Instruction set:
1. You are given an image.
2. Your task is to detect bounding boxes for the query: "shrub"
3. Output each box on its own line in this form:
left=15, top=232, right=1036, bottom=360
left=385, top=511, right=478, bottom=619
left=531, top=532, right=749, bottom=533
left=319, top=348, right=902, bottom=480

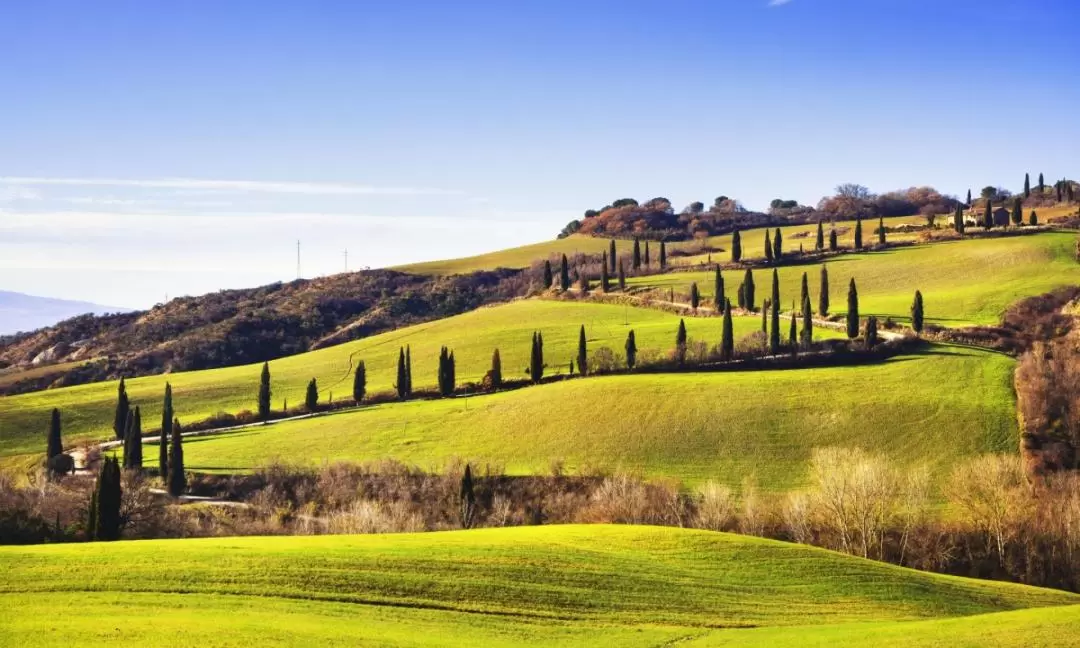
left=695, top=481, right=737, bottom=531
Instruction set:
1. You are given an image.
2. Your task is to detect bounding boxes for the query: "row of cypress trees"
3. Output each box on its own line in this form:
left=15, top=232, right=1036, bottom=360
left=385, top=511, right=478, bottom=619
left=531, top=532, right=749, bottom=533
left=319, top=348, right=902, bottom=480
left=543, top=240, right=669, bottom=293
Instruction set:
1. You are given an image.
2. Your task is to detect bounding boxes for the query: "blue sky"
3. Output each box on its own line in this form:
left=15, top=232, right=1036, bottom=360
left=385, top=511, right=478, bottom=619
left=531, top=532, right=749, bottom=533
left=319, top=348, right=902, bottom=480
left=1, top=0, right=1077, bottom=308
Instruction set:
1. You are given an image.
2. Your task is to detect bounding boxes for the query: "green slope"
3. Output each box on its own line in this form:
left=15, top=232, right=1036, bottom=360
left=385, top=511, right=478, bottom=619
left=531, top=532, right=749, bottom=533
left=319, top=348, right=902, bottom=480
left=0, top=300, right=776, bottom=463
left=181, top=344, right=1015, bottom=487
left=1, top=526, right=1075, bottom=647
left=631, top=231, right=1080, bottom=326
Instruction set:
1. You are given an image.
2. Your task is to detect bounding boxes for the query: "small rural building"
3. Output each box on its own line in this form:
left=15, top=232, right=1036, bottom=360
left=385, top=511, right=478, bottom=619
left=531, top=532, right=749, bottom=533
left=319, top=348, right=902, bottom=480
left=963, top=207, right=1011, bottom=227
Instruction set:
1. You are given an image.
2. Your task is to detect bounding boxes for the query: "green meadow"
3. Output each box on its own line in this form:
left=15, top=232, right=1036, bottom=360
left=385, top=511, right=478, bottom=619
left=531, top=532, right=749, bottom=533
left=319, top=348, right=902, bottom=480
left=631, top=231, right=1080, bottom=326
left=179, top=344, right=1014, bottom=488
left=0, top=300, right=777, bottom=464
left=1, top=525, right=1076, bottom=647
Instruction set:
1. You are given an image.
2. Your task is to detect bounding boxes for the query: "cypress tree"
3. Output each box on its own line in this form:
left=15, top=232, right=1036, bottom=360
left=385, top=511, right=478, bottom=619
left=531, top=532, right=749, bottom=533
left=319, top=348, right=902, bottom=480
left=769, top=269, right=781, bottom=353
left=1068, top=182, right=1075, bottom=204
left=578, top=270, right=589, bottom=294
left=625, top=330, right=637, bottom=369
left=819, top=266, right=830, bottom=317
left=46, top=408, right=62, bottom=462
left=1024, top=173, right=1031, bottom=198
left=789, top=310, right=798, bottom=349
left=560, top=254, right=570, bottom=291
left=490, top=349, right=502, bottom=388
left=911, top=290, right=924, bottom=335
left=675, top=319, right=688, bottom=367
left=713, top=266, right=724, bottom=311
left=800, top=272, right=810, bottom=316
left=632, top=238, right=641, bottom=270
left=123, top=407, right=142, bottom=470
left=731, top=229, right=742, bottom=262
left=644, top=240, right=651, bottom=267
left=764, top=230, right=773, bottom=263
left=846, top=278, right=859, bottom=339
left=954, top=202, right=965, bottom=234
left=460, top=464, right=476, bottom=529
left=1057, top=179, right=1064, bottom=203
left=829, top=229, right=838, bottom=251
left=1011, top=197, right=1022, bottom=227
left=396, top=347, right=408, bottom=399
left=601, top=253, right=610, bottom=292
left=353, top=361, right=367, bottom=403
left=773, top=227, right=783, bottom=260
left=743, top=268, right=755, bottom=311
left=1038, top=173, right=1044, bottom=192
left=854, top=216, right=863, bottom=249
left=305, top=378, right=319, bottom=412
left=160, top=384, right=172, bottom=478
left=90, top=456, right=123, bottom=540
left=530, top=332, right=544, bottom=383
left=865, top=315, right=878, bottom=349
left=878, top=216, right=886, bottom=245
left=660, top=241, right=667, bottom=269
left=113, top=377, right=129, bottom=440
left=609, top=240, right=616, bottom=272
left=618, top=258, right=626, bottom=291
left=690, top=282, right=700, bottom=311
left=737, top=282, right=746, bottom=310
left=720, top=300, right=734, bottom=361
left=1030, top=210, right=1038, bottom=226
left=983, top=199, right=993, bottom=230
left=405, top=346, right=412, bottom=395
left=168, top=418, right=185, bottom=497
left=966, top=189, right=972, bottom=206
left=542, top=260, right=553, bottom=289
left=258, top=362, right=271, bottom=420
left=438, top=347, right=451, bottom=397
left=800, top=294, right=813, bottom=348
left=815, top=220, right=824, bottom=251
left=577, top=325, right=588, bottom=376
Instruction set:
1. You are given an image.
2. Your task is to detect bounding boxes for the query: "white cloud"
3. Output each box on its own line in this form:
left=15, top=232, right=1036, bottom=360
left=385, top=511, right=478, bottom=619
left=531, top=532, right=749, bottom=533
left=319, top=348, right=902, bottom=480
left=0, top=186, right=42, bottom=202
left=0, top=176, right=460, bottom=196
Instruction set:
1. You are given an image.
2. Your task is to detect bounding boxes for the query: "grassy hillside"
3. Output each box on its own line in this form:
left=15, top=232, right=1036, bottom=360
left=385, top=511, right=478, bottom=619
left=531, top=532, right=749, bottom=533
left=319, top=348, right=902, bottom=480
left=631, top=232, right=1080, bottom=326
left=180, top=344, right=1015, bottom=488
left=0, top=300, right=778, bottom=464
left=395, top=235, right=636, bottom=275
left=1, top=525, right=1076, bottom=646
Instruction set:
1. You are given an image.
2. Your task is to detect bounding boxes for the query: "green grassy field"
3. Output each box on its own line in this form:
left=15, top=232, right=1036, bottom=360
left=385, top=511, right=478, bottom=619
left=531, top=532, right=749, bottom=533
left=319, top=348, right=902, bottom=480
left=1, top=525, right=1076, bottom=647
left=395, top=235, right=638, bottom=275
left=631, top=231, right=1080, bottom=326
left=179, top=343, right=1015, bottom=488
left=0, top=300, right=777, bottom=465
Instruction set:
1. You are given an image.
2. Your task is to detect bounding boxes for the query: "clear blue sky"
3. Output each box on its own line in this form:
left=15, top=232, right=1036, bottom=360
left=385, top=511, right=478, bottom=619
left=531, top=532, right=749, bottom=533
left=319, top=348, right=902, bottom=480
left=1, top=0, right=1077, bottom=308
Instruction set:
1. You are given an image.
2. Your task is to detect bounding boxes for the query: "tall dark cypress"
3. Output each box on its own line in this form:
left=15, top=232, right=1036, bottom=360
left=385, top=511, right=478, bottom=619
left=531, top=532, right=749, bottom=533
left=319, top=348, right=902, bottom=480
left=353, top=361, right=367, bottom=403
left=405, top=346, right=413, bottom=395
left=983, top=199, right=993, bottom=230
left=1024, top=173, right=1031, bottom=198
left=90, top=456, right=123, bottom=540
left=773, top=227, right=782, bottom=260
left=800, top=294, right=813, bottom=348
left=788, top=311, right=797, bottom=348
left=577, top=325, right=588, bottom=376
left=490, top=349, right=502, bottom=388
left=815, top=221, right=824, bottom=251
left=865, top=316, right=879, bottom=349
left=846, top=278, right=859, bottom=339
left=46, top=408, right=62, bottom=461
left=609, top=240, right=616, bottom=272
left=737, top=282, right=746, bottom=310
left=690, top=282, right=700, bottom=310
left=769, top=269, right=781, bottom=353
left=113, top=377, right=129, bottom=440
left=560, top=254, right=570, bottom=291
left=954, top=203, right=965, bottom=234
left=396, top=347, right=408, bottom=399
left=530, top=332, right=544, bottom=384
left=601, top=253, right=610, bottom=292
left=1012, top=197, right=1022, bottom=226
left=123, top=407, right=142, bottom=470
left=911, top=290, right=924, bottom=334
left=632, top=238, right=642, bottom=270
left=625, top=330, right=637, bottom=369
left=1038, top=173, right=1044, bottom=192
left=644, top=240, right=651, bottom=267
left=168, top=418, right=185, bottom=497
left=713, top=266, right=724, bottom=311
left=761, top=299, right=769, bottom=333
left=660, top=241, right=667, bottom=269
left=438, top=347, right=452, bottom=397
left=305, top=378, right=319, bottom=412
left=258, top=362, right=271, bottom=420
left=618, top=258, right=626, bottom=291
left=460, top=464, right=476, bottom=529
left=1030, top=210, right=1038, bottom=226
left=578, top=270, right=589, bottom=294
left=720, top=300, right=734, bottom=362
left=160, top=384, right=173, bottom=478
left=854, top=216, right=863, bottom=249
left=800, top=272, right=810, bottom=316
left=743, top=268, right=755, bottom=311
left=819, top=266, right=830, bottom=317
left=731, top=229, right=742, bottom=262
left=675, top=319, right=688, bottom=367
left=764, top=230, right=773, bottom=263
left=542, top=260, right=553, bottom=289
left=878, top=216, right=886, bottom=245
left=966, top=189, right=972, bottom=206
left=829, top=229, right=838, bottom=251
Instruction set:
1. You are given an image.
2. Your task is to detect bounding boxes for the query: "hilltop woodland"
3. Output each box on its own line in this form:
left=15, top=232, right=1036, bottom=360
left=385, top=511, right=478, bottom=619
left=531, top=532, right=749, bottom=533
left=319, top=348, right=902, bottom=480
left=6, top=174, right=1080, bottom=592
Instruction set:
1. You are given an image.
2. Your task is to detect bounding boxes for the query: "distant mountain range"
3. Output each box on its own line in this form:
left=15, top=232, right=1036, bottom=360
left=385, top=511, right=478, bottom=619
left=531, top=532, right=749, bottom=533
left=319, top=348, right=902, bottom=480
left=0, top=291, right=130, bottom=336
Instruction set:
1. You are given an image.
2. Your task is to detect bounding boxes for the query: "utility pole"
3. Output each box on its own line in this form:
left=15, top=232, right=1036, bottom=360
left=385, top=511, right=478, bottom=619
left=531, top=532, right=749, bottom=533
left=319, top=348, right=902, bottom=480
left=296, top=240, right=301, bottom=280
left=343, top=248, right=348, bottom=273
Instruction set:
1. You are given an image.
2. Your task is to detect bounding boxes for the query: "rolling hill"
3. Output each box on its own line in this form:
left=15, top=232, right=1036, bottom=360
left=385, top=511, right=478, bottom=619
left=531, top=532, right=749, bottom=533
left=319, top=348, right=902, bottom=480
left=0, top=290, right=128, bottom=336
left=1, top=525, right=1076, bottom=646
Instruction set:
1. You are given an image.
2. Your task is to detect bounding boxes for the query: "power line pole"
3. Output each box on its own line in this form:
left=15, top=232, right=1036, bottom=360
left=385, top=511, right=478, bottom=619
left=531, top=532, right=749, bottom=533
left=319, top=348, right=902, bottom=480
left=343, top=248, right=348, bottom=273
left=296, top=240, right=301, bottom=280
